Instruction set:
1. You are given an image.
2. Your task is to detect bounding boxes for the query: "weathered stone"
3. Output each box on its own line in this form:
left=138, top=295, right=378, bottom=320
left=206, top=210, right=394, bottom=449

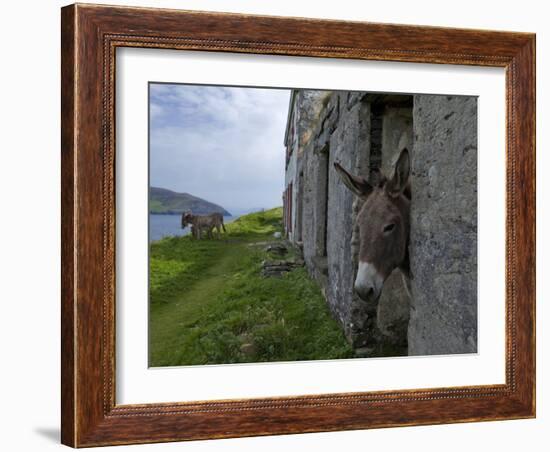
left=381, top=107, right=413, bottom=176
left=346, top=91, right=365, bottom=110
left=265, top=243, right=288, bottom=256
left=261, top=259, right=304, bottom=278
left=325, top=99, right=371, bottom=345
left=302, top=142, right=329, bottom=269
left=409, top=95, right=478, bottom=355
left=377, top=269, right=410, bottom=344
left=284, top=90, right=331, bottom=244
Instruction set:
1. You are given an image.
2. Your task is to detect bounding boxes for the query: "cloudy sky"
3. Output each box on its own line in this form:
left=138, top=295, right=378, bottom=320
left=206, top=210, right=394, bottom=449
left=149, top=83, right=291, bottom=214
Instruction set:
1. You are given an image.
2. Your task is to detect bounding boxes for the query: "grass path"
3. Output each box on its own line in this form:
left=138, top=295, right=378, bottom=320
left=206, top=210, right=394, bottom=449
left=149, top=208, right=354, bottom=367
left=149, top=242, right=247, bottom=365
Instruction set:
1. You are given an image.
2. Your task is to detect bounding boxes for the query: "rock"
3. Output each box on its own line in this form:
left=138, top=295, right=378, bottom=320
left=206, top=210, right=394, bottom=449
left=265, top=243, right=288, bottom=256
left=261, top=259, right=304, bottom=277
left=377, top=269, right=410, bottom=345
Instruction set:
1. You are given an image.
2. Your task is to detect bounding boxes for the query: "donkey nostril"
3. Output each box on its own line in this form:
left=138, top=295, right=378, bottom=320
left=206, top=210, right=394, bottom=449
left=355, top=284, right=375, bottom=300
left=362, top=287, right=374, bottom=299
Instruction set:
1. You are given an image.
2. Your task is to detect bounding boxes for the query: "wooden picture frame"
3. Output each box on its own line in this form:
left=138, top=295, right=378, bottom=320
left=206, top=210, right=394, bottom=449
left=61, top=3, right=535, bottom=447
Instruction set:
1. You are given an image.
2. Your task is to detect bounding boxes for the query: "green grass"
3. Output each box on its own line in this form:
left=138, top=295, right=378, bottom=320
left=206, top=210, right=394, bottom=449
left=149, top=207, right=354, bottom=367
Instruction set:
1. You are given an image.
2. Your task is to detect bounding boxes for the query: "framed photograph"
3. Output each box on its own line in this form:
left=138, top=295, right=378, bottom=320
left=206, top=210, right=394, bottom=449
left=61, top=3, right=535, bottom=447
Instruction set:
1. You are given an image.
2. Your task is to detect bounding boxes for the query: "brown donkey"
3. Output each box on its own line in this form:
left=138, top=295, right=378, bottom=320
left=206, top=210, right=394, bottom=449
left=334, top=148, right=411, bottom=304
left=181, top=211, right=226, bottom=239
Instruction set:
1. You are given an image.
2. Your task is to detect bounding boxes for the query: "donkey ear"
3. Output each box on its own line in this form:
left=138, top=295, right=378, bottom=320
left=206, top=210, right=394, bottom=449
left=334, top=162, right=373, bottom=198
left=387, top=148, right=410, bottom=197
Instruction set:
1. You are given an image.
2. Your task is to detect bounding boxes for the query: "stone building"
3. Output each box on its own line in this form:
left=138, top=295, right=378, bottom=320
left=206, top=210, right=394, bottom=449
left=283, top=90, right=478, bottom=356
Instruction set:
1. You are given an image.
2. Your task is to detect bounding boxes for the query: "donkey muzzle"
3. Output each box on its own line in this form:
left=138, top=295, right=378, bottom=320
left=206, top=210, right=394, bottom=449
left=354, top=261, right=384, bottom=302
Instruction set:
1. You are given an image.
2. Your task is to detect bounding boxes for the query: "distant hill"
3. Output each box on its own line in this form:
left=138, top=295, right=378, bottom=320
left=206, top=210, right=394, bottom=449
left=150, top=187, right=231, bottom=216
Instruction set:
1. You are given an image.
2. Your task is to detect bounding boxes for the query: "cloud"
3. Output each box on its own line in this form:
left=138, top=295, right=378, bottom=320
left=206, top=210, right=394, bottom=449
left=149, top=84, right=291, bottom=213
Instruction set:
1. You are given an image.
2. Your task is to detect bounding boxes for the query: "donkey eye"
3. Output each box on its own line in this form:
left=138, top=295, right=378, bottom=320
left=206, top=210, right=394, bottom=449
left=383, top=223, right=395, bottom=233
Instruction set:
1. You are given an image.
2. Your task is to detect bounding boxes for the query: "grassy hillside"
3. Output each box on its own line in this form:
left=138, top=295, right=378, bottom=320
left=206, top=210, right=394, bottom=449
left=149, top=207, right=353, bottom=366
left=150, top=186, right=231, bottom=215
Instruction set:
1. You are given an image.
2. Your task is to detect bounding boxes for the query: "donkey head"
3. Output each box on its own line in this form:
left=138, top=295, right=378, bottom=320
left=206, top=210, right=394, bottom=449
left=181, top=211, right=193, bottom=229
left=334, top=148, right=411, bottom=303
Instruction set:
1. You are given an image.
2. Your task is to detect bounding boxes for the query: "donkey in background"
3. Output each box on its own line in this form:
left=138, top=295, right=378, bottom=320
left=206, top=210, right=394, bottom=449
left=334, top=148, right=411, bottom=305
left=181, top=211, right=226, bottom=239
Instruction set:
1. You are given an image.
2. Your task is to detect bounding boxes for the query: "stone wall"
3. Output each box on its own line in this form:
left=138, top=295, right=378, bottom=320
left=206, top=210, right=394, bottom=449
left=325, top=94, right=371, bottom=344
left=285, top=90, right=328, bottom=243
left=409, top=95, right=478, bottom=355
left=284, top=90, right=477, bottom=356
